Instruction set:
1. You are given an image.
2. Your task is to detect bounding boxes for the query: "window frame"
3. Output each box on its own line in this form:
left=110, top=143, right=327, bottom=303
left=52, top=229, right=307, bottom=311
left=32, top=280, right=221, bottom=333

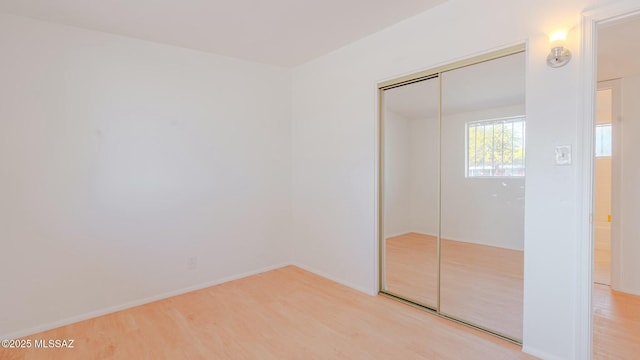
left=465, top=115, right=526, bottom=179
left=594, top=123, right=612, bottom=158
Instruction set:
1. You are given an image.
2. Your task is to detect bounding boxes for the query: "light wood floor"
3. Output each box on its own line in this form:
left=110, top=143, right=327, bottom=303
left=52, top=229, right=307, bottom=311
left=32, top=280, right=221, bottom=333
left=593, top=284, right=640, bottom=359
left=0, top=266, right=534, bottom=360
left=384, top=233, right=640, bottom=356
left=384, top=233, right=523, bottom=340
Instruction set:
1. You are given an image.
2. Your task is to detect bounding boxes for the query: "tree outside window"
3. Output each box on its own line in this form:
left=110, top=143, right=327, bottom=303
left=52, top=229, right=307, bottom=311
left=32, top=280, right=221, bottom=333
left=466, top=117, right=526, bottom=177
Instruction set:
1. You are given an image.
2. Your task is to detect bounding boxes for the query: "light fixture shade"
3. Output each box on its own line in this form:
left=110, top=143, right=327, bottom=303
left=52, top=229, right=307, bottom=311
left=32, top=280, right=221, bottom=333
left=547, top=46, right=571, bottom=68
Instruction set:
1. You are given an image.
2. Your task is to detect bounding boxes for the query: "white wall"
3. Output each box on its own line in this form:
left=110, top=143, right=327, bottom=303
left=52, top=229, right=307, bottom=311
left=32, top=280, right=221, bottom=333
left=382, top=110, right=411, bottom=237
left=383, top=112, right=439, bottom=238
left=616, top=74, right=640, bottom=295
left=441, top=105, right=526, bottom=251
left=291, top=0, right=609, bottom=359
left=0, top=13, right=292, bottom=338
left=408, top=116, right=439, bottom=236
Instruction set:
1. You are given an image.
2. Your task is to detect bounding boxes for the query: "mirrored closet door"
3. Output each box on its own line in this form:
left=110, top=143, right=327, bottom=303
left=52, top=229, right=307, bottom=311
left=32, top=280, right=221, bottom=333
left=439, top=51, right=526, bottom=341
left=381, top=76, right=440, bottom=309
left=379, top=48, right=526, bottom=343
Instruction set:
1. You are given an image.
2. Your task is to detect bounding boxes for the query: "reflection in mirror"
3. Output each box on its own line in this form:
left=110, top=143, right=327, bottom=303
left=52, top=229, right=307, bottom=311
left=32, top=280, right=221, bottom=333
left=439, top=52, right=526, bottom=340
left=382, top=77, right=439, bottom=308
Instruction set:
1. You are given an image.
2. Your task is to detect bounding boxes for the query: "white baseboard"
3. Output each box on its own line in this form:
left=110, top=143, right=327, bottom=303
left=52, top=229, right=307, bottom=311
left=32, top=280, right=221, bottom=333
left=292, top=262, right=377, bottom=296
left=614, top=286, right=640, bottom=297
left=1, top=262, right=291, bottom=341
left=522, top=345, right=565, bottom=360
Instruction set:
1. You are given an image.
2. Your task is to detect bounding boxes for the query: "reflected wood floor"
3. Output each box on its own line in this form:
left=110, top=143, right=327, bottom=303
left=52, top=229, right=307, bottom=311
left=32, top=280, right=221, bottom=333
left=440, top=236, right=523, bottom=340
left=385, top=233, right=523, bottom=340
left=0, top=266, right=534, bottom=360
left=593, top=284, right=640, bottom=359
left=384, top=232, right=438, bottom=307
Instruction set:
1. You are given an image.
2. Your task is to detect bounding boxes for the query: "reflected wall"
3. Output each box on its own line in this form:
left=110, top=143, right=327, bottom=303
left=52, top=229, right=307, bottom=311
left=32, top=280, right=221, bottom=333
left=440, top=53, right=525, bottom=340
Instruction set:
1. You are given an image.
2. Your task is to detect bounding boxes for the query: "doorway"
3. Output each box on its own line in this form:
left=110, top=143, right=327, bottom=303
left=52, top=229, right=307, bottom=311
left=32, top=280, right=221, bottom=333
left=593, top=86, right=613, bottom=286
left=591, top=11, right=640, bottom=360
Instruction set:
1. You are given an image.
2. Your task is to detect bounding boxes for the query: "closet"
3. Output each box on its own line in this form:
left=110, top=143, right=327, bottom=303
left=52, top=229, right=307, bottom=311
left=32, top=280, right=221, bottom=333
left=379, top=46, right=526, bottom=343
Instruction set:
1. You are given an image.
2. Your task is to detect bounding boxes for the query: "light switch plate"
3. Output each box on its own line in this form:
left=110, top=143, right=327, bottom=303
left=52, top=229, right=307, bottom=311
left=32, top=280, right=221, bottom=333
left=555, top=145, right=572, bottom=165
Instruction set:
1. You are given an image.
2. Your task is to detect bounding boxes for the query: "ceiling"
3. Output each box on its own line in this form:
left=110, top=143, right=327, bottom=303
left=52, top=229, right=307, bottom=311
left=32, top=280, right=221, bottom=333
left=385, top=52, right=526, bottom=119
left=598, top=13, right=640, bottom=81
left=1, top=1, right=636, bottom=76
left=0, top=0, right=445, bottom=67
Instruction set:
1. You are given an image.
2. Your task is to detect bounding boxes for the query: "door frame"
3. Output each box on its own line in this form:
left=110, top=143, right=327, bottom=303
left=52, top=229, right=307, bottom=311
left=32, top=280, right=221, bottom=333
left=578, top=2, right=640, bottom=359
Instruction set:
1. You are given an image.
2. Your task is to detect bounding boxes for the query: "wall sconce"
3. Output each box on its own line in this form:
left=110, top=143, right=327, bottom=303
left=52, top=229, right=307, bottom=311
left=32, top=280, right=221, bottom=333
left=547, top=31, right=571, bottom=68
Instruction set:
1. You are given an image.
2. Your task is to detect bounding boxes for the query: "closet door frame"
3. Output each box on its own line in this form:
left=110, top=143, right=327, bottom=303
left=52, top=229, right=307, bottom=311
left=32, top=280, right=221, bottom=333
left=377, top=43, right=526, bottom=344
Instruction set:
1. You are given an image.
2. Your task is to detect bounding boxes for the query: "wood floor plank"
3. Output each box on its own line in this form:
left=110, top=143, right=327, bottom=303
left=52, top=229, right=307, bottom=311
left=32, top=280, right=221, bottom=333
left=0, top=266, right=534, bottom=360
left=593, top=284, right=640, bottom=360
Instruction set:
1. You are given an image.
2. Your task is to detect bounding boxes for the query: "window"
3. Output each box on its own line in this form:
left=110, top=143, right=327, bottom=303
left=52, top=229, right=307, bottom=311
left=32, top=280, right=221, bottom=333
left=466, top=116, right=526, bottom=177
left=595, top=124, right=612, bottom=157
